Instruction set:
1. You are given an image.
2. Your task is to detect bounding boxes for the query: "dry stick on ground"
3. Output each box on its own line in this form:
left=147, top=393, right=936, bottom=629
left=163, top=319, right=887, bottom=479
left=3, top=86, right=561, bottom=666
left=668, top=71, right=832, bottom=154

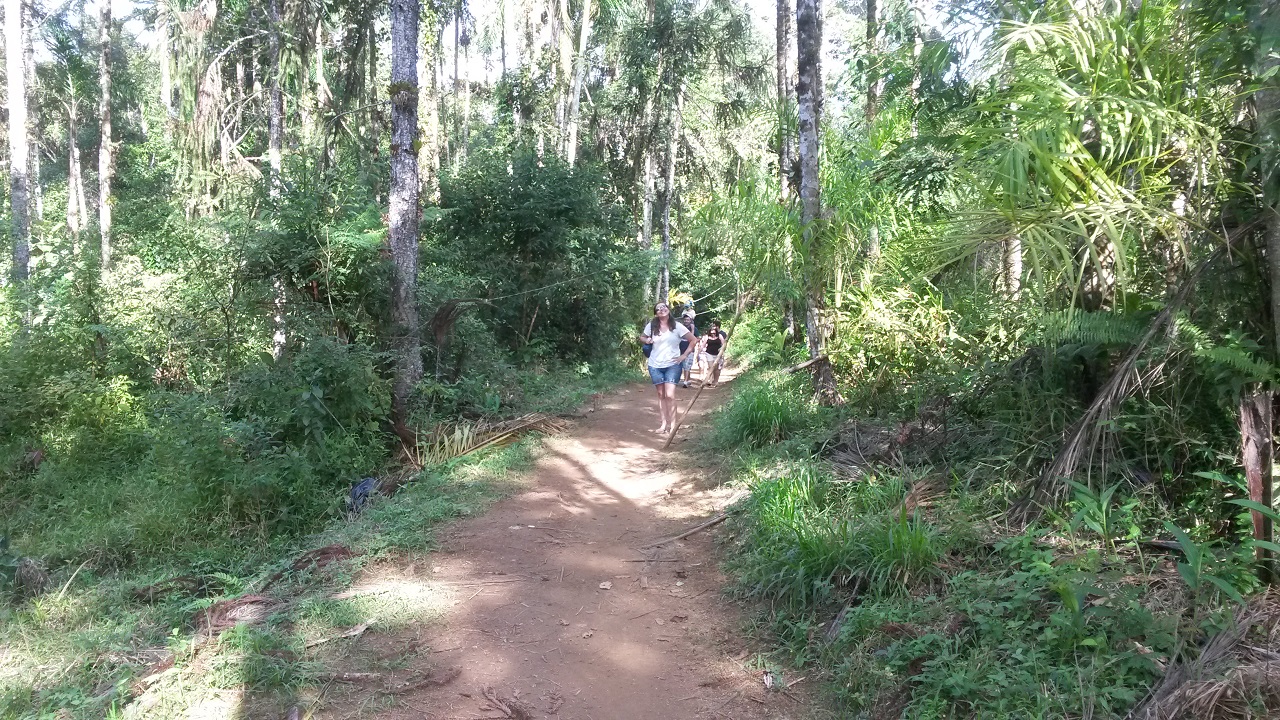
left=640, top=512, right=729, bottom=549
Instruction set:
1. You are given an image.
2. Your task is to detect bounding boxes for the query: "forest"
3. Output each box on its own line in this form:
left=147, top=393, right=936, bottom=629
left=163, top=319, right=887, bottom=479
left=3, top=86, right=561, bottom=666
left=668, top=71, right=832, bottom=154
left=1, top=0, right=1280, bottom=715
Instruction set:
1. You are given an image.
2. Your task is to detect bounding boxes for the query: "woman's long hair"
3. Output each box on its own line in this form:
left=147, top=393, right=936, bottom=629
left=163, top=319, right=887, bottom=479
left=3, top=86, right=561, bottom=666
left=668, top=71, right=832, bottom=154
left=648, top=313, right=675, bottom=337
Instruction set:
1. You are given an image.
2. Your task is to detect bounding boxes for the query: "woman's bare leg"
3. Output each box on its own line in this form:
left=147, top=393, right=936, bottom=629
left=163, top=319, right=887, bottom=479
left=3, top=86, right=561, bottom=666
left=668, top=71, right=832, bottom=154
left=654, top=384, right=668, bottom=432
left=662, top=383, right=679, bottom=430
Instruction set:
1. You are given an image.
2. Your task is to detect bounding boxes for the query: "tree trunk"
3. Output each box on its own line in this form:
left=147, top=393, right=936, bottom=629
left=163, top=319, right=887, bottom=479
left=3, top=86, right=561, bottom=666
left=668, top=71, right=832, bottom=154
left=864, top=0, right=878, bottom=126
left=657, top=90, right=683, bottom=305
left=1258, top=0, right=1280, bottom=360
left=24, top=17, right=41, bottom=223
left=389, top=0, right=423, bottom=429
left=461, top=30, right=471, bottom=163
left=267, top=0, right=284, bottom=193
left=776, top=0, right=793, bottom=198
left=98, top=0, right=114, bottom=269
left=418, top=10, right=440, bottom=200
left=7, top=0, right=30, bottom=285
left=565, top=0, right=592, bottom=166
left=1241, top=391, right=1274, bottom=580
left=67, top=92, right=86, bottom=246
left=909, top=0, right=923, bottom=138
left=159, top=4, right=174, bottom=138
left=796, top=0, right=837, bottom=402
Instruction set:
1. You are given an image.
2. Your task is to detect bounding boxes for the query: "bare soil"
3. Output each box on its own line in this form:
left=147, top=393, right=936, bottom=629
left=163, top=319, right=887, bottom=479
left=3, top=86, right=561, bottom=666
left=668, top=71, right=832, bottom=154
left=310, top=375, right=824, bottom=720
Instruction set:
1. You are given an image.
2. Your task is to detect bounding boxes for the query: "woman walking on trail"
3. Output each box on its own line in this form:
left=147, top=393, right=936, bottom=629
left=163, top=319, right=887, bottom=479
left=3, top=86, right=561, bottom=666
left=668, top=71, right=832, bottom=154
left=640, top=302, right=697, bottom=434
left=699, top=321, right=729, bottom=388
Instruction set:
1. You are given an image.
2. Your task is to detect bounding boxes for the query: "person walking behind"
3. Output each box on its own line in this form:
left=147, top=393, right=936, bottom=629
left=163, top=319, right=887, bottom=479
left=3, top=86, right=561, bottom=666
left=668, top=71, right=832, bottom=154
left=699, top=321, right=729, bottom=387
left=679, top=307, right=698, bottom=387
left=640, top=302, right=697, bottom=434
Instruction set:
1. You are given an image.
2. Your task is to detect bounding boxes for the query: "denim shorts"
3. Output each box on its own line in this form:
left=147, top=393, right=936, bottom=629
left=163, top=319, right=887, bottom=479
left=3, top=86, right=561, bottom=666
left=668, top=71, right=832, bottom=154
left=648, top=363, right=682, bottom=385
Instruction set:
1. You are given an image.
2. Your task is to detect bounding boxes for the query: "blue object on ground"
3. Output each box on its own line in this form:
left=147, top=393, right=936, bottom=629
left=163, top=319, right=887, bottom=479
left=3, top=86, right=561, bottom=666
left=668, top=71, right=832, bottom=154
left=348, top=477, right=377, bottom=513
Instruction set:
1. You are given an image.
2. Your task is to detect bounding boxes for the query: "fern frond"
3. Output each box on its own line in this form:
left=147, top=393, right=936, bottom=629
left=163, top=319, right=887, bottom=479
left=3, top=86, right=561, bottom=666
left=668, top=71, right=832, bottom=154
left=1040, top=310, right=1147, bottom=346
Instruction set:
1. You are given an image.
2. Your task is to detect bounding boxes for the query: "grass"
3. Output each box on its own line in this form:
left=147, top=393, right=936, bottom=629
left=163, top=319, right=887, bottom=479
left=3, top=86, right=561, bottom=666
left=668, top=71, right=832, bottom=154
left=0, top=406, right=564, bottom=720
left=708, top=366, right=1255, bottom=719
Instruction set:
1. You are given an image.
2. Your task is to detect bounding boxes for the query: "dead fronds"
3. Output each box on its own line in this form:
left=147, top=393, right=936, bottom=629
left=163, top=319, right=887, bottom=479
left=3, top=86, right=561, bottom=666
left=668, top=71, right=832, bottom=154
left=1129, top=589, right=1280, bottom=720
left=411, top=413, right=566, bottom=468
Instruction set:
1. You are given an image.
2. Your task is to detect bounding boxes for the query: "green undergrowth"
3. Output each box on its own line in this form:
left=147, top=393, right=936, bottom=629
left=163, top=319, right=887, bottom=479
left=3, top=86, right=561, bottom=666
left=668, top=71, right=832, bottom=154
left=0, top=362, right=635, bottom=719
left=706, top=370, right=1262, bottom=719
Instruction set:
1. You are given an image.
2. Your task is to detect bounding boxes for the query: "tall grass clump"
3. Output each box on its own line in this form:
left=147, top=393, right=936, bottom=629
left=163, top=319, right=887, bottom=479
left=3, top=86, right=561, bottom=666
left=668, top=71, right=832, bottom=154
left=729, top=465, right=946, bottom=612
left=711, top=373, right=822, bottom=449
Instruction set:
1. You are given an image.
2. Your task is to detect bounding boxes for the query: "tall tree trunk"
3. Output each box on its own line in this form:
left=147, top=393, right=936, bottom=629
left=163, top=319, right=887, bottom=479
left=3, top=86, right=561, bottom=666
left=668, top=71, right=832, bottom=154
left=389, top=0, right=423, bottom=430
left=796, top=0, right=836, bottom=401
left=98, top=0, right=114, bottom=270
left=1241, top=391, right=1274, bottom=579
left=461, top=42, right=470, bottom=162
left=1258, top=0, right=1280, bottom=359
left=865, top=0, right=878, bottom=126
left=6, top=0, right=30, bottom=285
left=909, top=0, right=923, bottom=138
left=452, top=15, right=460, bottom=168
left=657, top=90, right=684, bottom=305
left=267, top=0, right=284, bottom=193
left=24, top=17, right=41, bottom=223
left=565, top=0, right=592, bottom=166
left=315, top=18, right=332, bottom=144
left=418, top=10, right=440, bottom=200
left=67, top=91, right=86, bottom=247
left=776, top=0, right=793, bottom=198
left=159, top=4, right=174, bottom=138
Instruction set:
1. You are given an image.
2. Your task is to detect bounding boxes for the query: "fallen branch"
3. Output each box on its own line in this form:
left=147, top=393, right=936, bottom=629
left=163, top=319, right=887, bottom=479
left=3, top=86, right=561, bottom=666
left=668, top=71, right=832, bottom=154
left=640, top=512, right=729, bottom=549
left=305, top=620, right=373, bottom=648
left=781, top=355, right=827, bottom=374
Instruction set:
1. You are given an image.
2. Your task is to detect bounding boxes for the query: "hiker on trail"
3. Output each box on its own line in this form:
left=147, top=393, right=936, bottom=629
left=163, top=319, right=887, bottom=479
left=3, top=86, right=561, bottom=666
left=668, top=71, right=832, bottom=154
left=679, top=307, right=698, bottom=388
left=699, top=321, right=729, bottom=388
left=640, top=302, right=697, bottom=434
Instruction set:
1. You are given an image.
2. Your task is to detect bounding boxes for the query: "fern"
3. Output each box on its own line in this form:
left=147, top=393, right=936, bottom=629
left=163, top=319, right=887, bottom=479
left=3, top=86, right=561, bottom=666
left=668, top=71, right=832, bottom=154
left=1039, top=310, right=1147, bottom=346
left=1169, top=316, right=1275, bottom=383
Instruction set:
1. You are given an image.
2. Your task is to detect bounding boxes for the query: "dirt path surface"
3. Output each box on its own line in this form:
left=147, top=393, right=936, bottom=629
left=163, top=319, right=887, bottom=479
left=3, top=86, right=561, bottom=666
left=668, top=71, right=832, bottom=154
left=313, top=377, right=821, bottom=720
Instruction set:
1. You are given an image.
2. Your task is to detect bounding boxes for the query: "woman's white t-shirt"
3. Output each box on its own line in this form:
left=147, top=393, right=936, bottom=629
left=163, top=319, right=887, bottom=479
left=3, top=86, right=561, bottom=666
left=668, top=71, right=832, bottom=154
left=644, top=321, right=689, bottom=368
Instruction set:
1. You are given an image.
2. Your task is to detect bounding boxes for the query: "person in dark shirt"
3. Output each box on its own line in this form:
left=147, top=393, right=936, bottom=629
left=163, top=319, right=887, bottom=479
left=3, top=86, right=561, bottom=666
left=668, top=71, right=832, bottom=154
left=698, top=321, right=729, bottom=387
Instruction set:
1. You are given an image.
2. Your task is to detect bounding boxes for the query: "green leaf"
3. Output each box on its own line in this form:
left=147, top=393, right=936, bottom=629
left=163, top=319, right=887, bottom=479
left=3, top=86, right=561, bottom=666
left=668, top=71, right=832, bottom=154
left=1226, top=499, right=1280, bottom=524
left=1202, top=574, right=1245, bottom=605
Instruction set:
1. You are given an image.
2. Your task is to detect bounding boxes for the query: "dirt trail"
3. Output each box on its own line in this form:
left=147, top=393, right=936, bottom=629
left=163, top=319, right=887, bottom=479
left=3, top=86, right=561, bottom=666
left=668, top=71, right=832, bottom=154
left=314, top=376, right=819, bottom=720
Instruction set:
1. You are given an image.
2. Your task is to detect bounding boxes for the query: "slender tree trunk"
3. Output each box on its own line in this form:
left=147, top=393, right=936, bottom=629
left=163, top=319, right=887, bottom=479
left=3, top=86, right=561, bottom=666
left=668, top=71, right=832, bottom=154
left=159, top=5, right=174, bottom=138
left=796, top=0, right=837, bottom=401
left=98, top=0, right=114, bottom=270
left=865, top=0, right=878, bottom=126
left=452, top=15, right=460, bottom=168
left=1258, top=0, right=1280, bottom=359
left=462, top=42, right=471, bottom=162
left=565, top=0, right=592, bottom=166
left=267, top=0, right=284, bottom=193
left=657, top=90, right=684, bottom=305
left=909, top=1, right=923, bottom=138
left=24, top=17, right=41, bottom=223
left=1241, top=391, right=1274, bottom=579
left=418, top=10, right=440, bottom=199
left=776, top=0, right=793, bottom=198
left=7, top=0, right=30, bottom=285
left=389, top=0, right=423, bottom=430
left=67, top=92, right=86, bottom=247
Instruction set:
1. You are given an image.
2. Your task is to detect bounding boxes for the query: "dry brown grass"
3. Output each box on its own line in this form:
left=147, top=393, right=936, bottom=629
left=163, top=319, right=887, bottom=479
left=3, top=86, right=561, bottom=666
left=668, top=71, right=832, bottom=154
left=1129, top=589, right=1280, bottom=720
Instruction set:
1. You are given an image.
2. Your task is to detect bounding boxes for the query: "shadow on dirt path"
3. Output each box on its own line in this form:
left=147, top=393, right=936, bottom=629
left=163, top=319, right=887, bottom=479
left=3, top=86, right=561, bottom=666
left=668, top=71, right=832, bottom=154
left=308, top=373, right=823, bottom=720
